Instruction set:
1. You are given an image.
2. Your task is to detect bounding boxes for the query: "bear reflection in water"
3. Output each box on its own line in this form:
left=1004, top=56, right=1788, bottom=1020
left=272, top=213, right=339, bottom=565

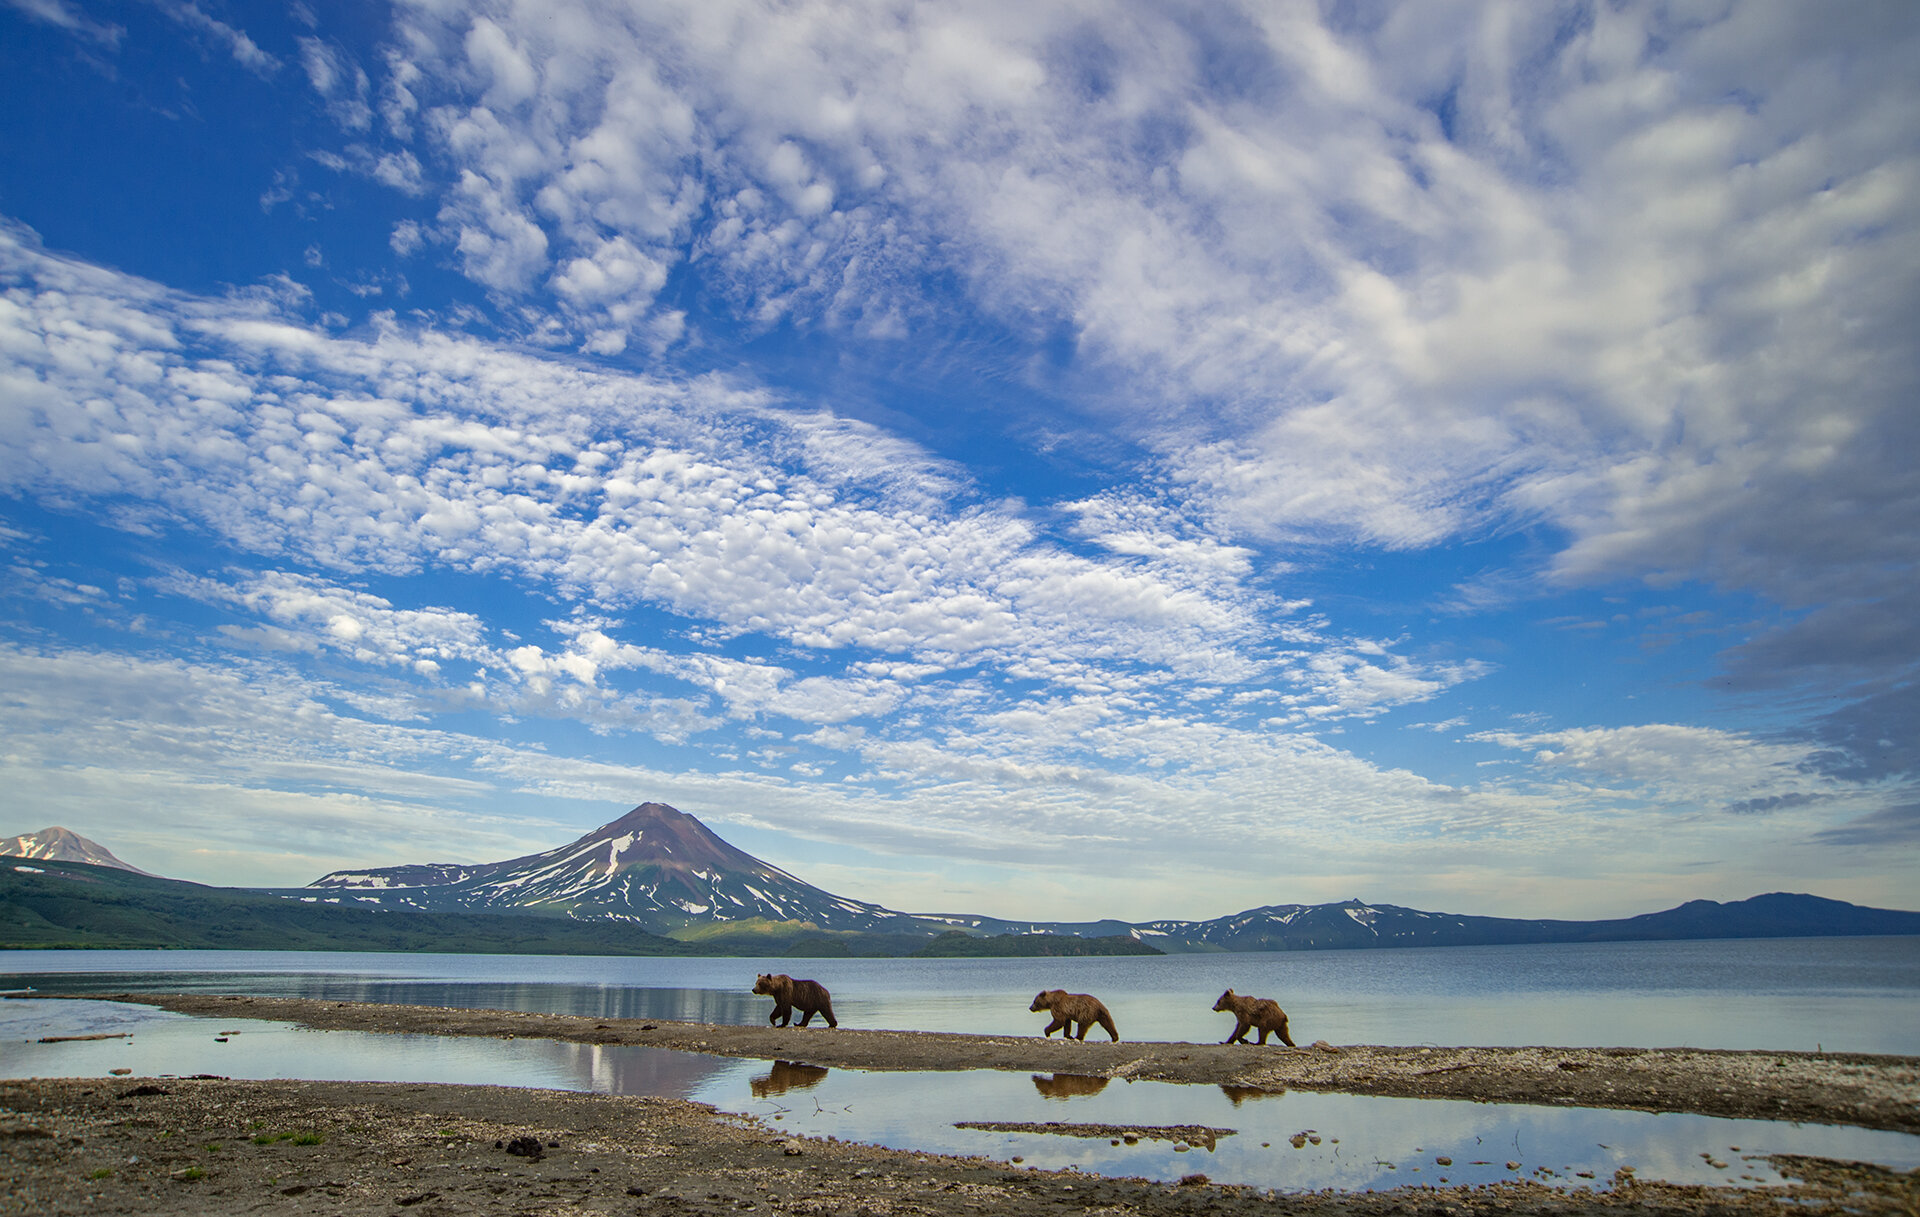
left=1031, top=1072, right=1111, bottom=1100
left=750, top=1060, right=831, bottom=1098
left=1218, top=1083, right=1286, bottom=1107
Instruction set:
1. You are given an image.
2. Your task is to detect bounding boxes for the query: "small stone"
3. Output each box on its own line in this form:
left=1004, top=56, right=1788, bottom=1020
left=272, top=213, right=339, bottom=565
left=783, top=1139, right=805, bottom=1156
left=503, top=1135, right=543, bottom=1160
left=1289, top=1134, right=1307, bottom=1149
left=1435, top=1156, right=1452, bottom=1166
left=109, top=1068, right=132, bottom=1076
left=1506, top=1161, right=1522, bottom=1171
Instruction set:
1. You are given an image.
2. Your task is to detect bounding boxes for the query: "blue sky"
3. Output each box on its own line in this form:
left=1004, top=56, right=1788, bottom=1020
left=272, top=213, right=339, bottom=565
left=2, top=0, right=1915, bottom=922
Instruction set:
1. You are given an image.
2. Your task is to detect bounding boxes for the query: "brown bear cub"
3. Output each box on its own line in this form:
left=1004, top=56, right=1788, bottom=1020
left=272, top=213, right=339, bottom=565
left=752, top=973, right=838, bottom=1028
left=1028, top=989, right=1119, bottom=1042
left=1212, top=988, right=1295, bottom=1046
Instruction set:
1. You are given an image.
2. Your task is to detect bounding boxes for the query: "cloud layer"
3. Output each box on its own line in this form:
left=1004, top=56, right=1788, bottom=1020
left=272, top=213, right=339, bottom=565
left=1, top=0, right=1915, bottom=917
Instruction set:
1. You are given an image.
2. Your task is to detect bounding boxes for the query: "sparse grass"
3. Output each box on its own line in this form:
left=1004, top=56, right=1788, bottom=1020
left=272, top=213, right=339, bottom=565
left=174, top=1166, right=204, bottom=1181
left=251, top=1130, right=325, bottom=1146
left=87, top=1167, right=114, bottom=1180
left=203, top=1141, right=221, bottom=1152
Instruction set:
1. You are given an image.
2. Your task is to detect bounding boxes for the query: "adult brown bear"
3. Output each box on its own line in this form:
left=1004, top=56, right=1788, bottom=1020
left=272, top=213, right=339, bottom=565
left=1028, top=989, right=1119, bottom=1041
left=753, top=973, right=838, bottom=1028
left=1212, top=988, right=1294, bottom=1046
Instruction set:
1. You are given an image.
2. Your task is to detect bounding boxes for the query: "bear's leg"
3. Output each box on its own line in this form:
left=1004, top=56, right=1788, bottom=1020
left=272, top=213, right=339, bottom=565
left=821, top=1002, right=837, bottom=1029
left=1097, top=1012, right=1119, bottom=1042
left=1042, top=1016, right=1067, bottom=1037
left=797, top=1008, right=814, bottom=1026
left=1255, top=1026, right=1269, bottom=1044
left=1278, top=1021, right=1295, bottom=1048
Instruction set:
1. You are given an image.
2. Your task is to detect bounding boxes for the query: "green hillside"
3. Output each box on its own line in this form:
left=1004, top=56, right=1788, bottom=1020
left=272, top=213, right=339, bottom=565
left=0, top=859, right=691, bottom=955
left=911, top=930, right=1162, bottom=957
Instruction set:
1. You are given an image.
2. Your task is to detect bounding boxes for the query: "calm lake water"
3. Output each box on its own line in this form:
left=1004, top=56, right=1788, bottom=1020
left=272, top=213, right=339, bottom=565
left=5, top=935, right=1918, bottom=1052
left=4, top=938, right=1918, bottom=1195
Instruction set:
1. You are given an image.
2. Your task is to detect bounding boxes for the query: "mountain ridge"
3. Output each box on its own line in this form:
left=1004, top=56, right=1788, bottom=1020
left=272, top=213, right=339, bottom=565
left=292, top=801, right=1920, bottom=951
left=1, top=826, right=150, bottom=875
left=13, top=805, right=1920, bottom=953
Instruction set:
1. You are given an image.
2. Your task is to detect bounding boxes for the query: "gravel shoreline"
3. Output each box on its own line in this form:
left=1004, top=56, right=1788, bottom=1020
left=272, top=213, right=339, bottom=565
left=7, top=1076, right=1920, bottom=1216
left=6, top=993, right=1919, bottom=1215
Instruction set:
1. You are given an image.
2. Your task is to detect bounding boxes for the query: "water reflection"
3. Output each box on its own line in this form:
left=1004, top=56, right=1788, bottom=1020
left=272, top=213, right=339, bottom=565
left=550, top=1039, right=739, bottom=1098
left=1219, top=1083, right=1284, bottom=1106
left=10, top=973, right=766, bottom=1027
left=750, top=1060, right=831, bottom=1098
left=1031, top=1073, right=1110, bottom=1100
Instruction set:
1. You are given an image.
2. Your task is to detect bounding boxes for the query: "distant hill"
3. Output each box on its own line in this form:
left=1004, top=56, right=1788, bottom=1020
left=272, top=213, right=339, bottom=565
left=10, top=803, right=1920, bottom=956
left=0, top=858, right=691, bottom=954
left=912, top=931, right=1162, bottom=958
left=2, top=826, right=150, bottom=875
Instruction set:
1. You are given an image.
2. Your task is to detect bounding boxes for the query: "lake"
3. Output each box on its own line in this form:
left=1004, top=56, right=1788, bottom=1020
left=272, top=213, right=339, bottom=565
left=6, top=934, right=1918, bottom=1052
left=5, top=937, right=1918, bottom=1194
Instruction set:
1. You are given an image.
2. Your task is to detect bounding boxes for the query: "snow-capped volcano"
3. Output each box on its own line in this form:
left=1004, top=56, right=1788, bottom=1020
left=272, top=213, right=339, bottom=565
left=1, top=826, right=150, bottom=875
left=306, top=802, right=912, bottom=932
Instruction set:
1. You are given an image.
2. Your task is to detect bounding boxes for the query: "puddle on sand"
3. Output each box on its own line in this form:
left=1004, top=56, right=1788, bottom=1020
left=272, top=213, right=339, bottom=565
left=6, top=1000, right=1917, bottom=1195
left=714, top=1067, right=1920, bottom=1194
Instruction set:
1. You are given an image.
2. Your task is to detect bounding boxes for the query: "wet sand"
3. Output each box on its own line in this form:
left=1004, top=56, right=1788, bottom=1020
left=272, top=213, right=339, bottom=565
left=4, top=994, right=1918, bottom=1215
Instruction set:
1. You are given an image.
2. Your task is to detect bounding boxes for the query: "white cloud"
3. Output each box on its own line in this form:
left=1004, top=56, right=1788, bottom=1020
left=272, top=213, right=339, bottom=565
left=299, top=36, right=373, bottom=131
left=4, top=0, right=121, bottom=45
left=344, top=1, right=1919, bottom=650
left=154, top=0, right=279, bottom=76
left=1473, top=722, right=1826, bottom=813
